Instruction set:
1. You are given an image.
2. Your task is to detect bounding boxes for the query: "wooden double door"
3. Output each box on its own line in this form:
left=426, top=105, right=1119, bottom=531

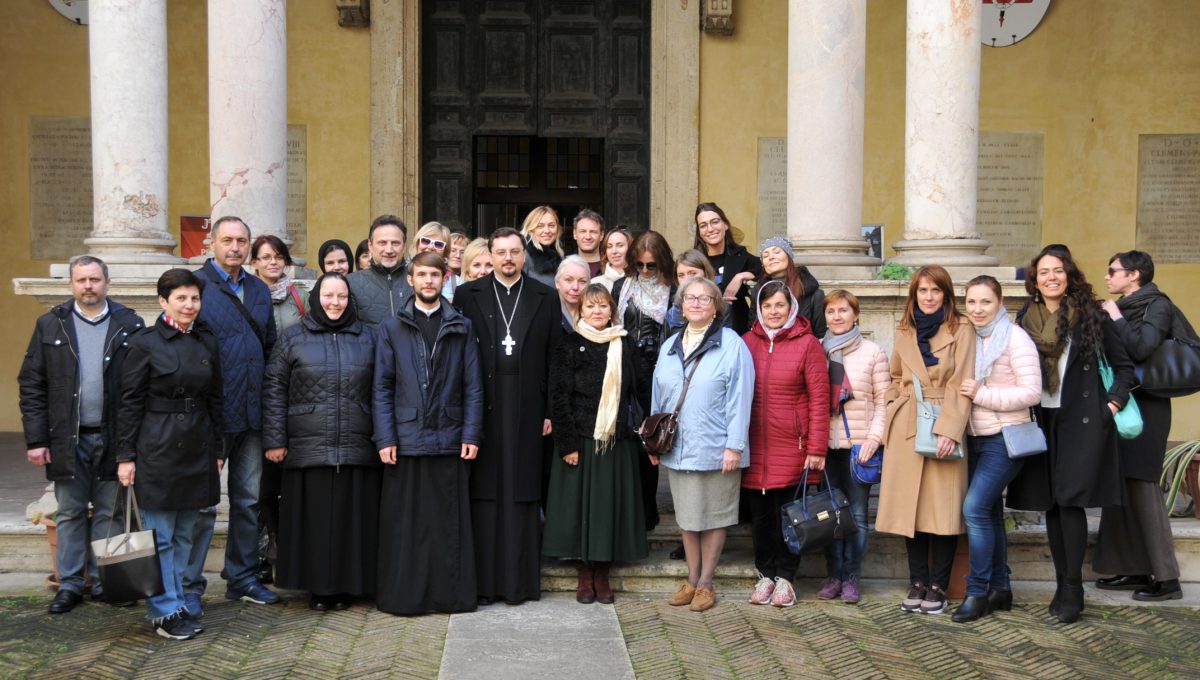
left=421, top=0, right=650, bottom=236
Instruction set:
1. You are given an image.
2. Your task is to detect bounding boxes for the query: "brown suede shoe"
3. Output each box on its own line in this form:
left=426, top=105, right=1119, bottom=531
left=668, top=582, right=696, bottom=606
left=689, top=586, right=717, bottom=612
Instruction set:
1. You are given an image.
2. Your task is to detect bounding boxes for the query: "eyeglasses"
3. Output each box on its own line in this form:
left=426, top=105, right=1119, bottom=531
left=634, top=261, right=658, bottom=272
left=419, top=236, right=447, bottom=250
left=1107, top=267, right=1129, bottom=276
left=255, top=255, right=286, bottom=263
left=697, top=218, right=724, bottom=232
left=683, top=294, right=715, bottom=306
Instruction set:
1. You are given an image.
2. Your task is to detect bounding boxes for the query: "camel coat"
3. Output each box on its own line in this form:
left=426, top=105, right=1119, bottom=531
left=876, top=321, right=975, bottom=538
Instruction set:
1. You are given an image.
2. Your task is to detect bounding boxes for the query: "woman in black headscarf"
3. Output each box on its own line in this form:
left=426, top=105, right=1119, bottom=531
left=261, top=273, right=381, bottom=611
left=318, top=239, right=355, bottom=275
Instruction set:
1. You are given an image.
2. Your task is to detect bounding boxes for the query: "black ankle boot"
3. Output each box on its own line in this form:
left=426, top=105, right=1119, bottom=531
left=1049, top=574, right=1064, bottom=617
left=1057, top=581, right=1084, bottom=624
left=952, top=595, right=991, bottom=623
left=987, top=588, right=1013, bottom=612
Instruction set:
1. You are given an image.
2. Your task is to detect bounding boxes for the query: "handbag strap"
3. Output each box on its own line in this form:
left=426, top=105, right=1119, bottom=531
left=102, top=485, right=144, bottom=543
left=798, top=467, right=837, bottom=514
left=672, top=354, right=705, bottom=419
left=288, top=284, right=306, bottom=318
left=840, top=409, right=851, bottom=438
left=911, top=371, right=926, bottom=404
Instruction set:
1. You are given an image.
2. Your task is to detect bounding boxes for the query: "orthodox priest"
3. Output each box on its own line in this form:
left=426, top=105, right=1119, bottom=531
left=373, top=252, right=483, bottom=615
left=454, top=227, right=561, bottom=605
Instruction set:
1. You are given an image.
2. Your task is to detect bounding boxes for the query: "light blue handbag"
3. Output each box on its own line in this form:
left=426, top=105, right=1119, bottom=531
left=912, top=372, right=964, bottom=460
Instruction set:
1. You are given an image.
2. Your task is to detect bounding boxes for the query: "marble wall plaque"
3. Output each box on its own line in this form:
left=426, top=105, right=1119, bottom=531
left=756, top=137, right=787, bottom=239
left=1136, top=134, right=1200, bottom=263
left=976, top=131, right=1044, bottom=267
left=287, top=124, right=307, bottom=254
left=29, top=116, right=93, bottom=260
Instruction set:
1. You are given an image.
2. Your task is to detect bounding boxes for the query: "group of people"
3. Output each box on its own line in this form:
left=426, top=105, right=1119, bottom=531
left=19, top=201, right=1189, bottom=641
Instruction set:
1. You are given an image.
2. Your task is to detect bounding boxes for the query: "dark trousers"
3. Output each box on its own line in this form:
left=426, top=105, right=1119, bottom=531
left=905, top=532, right=958, bottom=590
left=748, top=486, right=800, bottom=581
left=963, top=434, right=1023, bottom=596
left=823, top=449, right=872, bottom=581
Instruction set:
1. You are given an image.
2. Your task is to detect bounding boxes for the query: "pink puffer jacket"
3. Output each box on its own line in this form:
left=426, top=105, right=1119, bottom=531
left=967, top=326, right=1042, bottom=436
left=827, top=339, right=890, bottom=449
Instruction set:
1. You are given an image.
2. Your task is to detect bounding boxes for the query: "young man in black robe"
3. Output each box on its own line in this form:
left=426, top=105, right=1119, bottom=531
left=374, top=251, right=484, bottom=614
left=454, top=227, right=561, bottom=605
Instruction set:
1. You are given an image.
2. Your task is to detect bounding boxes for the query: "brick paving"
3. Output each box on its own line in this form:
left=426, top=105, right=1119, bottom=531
left=0, top=594, right=448, bottom=679
left=615, top=594, right=1200, bottom=679
left=4, top=588, right=1200, bottom=679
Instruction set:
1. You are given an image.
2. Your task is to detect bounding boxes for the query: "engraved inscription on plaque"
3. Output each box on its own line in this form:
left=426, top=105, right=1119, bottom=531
left=29, top=116, right=93, bottom=260
left=976, top=131, right=1044, bottom=267
left=756, top=137, right=787, bottom=239
left=287, top=125, right=307, bottom=254
left=1136, top=134, right=1200, bottom=263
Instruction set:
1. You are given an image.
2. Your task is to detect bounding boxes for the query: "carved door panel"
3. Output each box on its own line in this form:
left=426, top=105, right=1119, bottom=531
left=422, top=1, right=649, bottom=233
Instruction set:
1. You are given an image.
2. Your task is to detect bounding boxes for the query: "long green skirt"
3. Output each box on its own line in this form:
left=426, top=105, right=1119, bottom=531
left=542, top=436, right=649, bottom=563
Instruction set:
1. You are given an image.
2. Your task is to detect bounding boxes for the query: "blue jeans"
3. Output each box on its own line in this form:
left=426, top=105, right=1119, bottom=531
left=184, top=431, right=262, bottom=592
left=823, top=449, right=872, bottom=581
left=963, top=433, right=1023, bottom=597
left=141, top=508, right=199, bottom=621
left=54, top=432, right=119, bottom=596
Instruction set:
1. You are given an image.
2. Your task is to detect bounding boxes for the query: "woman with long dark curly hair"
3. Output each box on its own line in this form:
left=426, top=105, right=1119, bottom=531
left=1007, top=244, right=1136, bottom=624
left=693, top=203, right=761, bottom=334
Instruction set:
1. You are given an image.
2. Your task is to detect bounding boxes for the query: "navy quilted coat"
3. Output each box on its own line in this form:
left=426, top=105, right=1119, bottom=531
left=194, top=260, right=277, bottom=434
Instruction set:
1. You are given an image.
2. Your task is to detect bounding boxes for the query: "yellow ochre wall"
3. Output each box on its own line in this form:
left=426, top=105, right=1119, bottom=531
left=0, top=1, right=369, bottom=431
left=3, top=1, right=1199, bottom=436
left=698, top=0, right=1200, bottom=437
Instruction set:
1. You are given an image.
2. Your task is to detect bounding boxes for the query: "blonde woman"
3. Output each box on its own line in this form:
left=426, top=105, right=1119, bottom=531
left=521, top=206, right=564, bottom=287
left=409, top=221, right=452, bottom=260
left=459, top=238, right=493, bottom=283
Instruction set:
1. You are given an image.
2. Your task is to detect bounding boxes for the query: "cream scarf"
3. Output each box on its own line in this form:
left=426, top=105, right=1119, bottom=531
left=575, top=320, right=628, bottom=454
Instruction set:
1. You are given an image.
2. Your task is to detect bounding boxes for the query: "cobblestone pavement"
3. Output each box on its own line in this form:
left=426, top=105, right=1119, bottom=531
left=615, top=594, right=1200, bottom=680
left=5, top=588, right=1200, bottom=679
left=0, top=593, right=448, bottom=679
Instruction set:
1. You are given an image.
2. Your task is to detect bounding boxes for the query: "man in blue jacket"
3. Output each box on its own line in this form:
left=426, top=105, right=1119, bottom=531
left=19, top=256, right=144, bottom=614
left=184, top=216, right=280, bottom=613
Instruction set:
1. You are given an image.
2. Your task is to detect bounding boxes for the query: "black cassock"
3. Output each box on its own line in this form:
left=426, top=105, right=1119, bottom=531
left=454, top=274, right=561, bottom=603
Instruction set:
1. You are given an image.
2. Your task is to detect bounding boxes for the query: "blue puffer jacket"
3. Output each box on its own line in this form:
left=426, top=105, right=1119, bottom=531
left=194, top=260, right=277, bottom=434
left=651, top=322, right=755, bottom=471
left=372, top=299, right=484, bottom=455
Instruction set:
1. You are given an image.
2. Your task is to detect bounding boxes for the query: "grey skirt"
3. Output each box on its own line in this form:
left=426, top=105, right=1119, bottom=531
left=666, top=467, right=742, bottom=532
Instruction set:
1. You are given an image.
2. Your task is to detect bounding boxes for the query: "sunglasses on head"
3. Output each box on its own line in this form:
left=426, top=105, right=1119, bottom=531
left=419, top=236, right=447, bottom=250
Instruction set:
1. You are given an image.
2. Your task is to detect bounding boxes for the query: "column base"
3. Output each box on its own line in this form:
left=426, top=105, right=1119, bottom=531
left=82, top=235, right=183, bottom=264
left=888, top=238, right=999, bottom=267
left=790, top=238, right=883, bottom=268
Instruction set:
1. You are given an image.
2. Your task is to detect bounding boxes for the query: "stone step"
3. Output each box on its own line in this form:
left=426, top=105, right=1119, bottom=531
left=6, top=515, right=1199, bottom=589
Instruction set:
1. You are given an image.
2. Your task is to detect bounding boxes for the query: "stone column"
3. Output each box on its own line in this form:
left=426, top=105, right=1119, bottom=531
left=650, top=0, right=700, bottom=252
left=369, top=0, right=421, bottom=228
left=891, top=0, right=997, bottom=266
left=787, top=0, right=877, bottom=267
left=83, top=0, right=180, bottom=266
left=208, top=0, right=288, bottom=241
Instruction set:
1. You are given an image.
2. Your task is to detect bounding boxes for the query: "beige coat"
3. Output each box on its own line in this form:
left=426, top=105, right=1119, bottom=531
left=875, top=321, right=975, bottom=538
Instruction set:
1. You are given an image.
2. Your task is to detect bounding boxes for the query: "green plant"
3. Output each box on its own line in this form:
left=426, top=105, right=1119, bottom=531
left=1160, top=439, right=1200, bottom=516
left=876, top=262, right=913, bottom=281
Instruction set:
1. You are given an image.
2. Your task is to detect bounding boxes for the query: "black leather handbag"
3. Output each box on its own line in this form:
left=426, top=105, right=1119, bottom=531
left=89, top=487, right=165, bottom=603
left=781, top=470, right=858, bottom=555
left=1136, top=337, right=1200, bottom=399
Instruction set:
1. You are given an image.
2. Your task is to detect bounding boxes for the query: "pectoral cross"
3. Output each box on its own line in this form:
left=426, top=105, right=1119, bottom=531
left=502, top=333, right=516, bottom=356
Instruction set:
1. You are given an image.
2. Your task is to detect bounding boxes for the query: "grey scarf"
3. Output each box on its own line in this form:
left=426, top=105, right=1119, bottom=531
left=974, top=312, right=1013, bottom=380
left=821, top=326, right=863, bottom=364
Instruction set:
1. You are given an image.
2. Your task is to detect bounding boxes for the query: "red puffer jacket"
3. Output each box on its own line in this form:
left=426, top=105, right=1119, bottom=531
left=742, top=314, right=830, bottom=490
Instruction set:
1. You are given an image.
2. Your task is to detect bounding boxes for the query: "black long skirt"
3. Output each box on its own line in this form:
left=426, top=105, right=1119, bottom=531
left=275, top=465, right=381, bottom=597
left=377, top=455, right=477, bottom=615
